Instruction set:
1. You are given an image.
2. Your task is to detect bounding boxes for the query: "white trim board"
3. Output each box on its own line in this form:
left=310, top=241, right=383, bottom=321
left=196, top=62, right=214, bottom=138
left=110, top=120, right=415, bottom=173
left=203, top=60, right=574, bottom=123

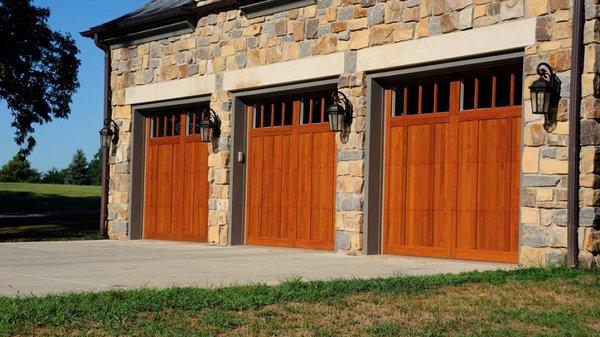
left=125, top=74, right=216, bottom=105
left=357, top=18, right=536, bottom=73
left=222, top=53, right=345, bottom=91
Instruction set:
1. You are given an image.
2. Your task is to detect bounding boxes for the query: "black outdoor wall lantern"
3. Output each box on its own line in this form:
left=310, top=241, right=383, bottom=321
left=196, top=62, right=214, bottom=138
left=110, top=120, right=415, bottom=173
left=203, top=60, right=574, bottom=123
left=327, top=90, right=353, bottom=132
left=99, top=118, right=119, bottom=153
left=529, top=62, right=562, bottom=116
left=200, top=107, right=221, bottom=143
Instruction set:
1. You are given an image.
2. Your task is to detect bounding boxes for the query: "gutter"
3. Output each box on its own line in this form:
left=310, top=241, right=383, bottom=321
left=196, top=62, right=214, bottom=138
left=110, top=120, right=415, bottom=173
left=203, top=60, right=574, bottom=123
left=567, top=0, right=585, bottom=267
left=93, top=33, right=112, bottom=238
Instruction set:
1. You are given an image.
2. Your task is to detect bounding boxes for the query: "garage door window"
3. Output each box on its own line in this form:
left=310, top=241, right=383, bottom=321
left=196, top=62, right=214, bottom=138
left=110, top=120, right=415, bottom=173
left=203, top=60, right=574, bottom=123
left=460, top=66, right=523, bottom=111
left=150, top=113, right=182, bottom=138
left=392, top=78, right=452, bottom=116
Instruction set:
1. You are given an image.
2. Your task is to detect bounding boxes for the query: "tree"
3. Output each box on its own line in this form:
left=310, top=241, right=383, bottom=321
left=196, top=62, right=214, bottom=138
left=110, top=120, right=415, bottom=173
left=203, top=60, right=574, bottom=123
left=0, top=154, right=40, bottom=183
left=0, top=0, right=80, bottom=156
left=41, top=167, right=67, bottom=184
left=88, top=148, right=102, bottom=186
left=65, top=149, right=90, bottom=185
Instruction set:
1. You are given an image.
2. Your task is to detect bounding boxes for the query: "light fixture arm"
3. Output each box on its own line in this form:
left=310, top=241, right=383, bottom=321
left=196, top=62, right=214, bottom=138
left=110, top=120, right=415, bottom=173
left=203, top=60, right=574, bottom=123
left=536, top=62, right=562, bottom=96
left=202, top=107, right=221, bottom=139
left=331, top=90, right=353, bottom=125
left=104, top=118, right=119, bottom=145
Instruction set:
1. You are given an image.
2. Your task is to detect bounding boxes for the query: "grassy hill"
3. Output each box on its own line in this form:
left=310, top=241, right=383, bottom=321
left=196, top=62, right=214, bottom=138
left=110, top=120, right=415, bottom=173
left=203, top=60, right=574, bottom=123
left=0, top=183, right=101, bottom=242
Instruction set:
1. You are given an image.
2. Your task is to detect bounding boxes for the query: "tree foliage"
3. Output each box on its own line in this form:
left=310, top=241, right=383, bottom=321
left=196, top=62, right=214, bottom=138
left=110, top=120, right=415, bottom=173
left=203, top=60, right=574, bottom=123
left=41, top=167, right=67, bottom=184
left=66, top=149, right=90, bottom=186
left=0, top=0, right=80, bottom=156
left=88, top=148, right=102, bottom=186
left=0, top=154, right=40, bottom=183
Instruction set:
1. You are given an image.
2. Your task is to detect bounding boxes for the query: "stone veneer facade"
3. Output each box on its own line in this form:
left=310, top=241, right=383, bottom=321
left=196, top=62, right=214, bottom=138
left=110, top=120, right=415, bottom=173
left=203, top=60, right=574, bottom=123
left=105, top=0, right=600, bottom=267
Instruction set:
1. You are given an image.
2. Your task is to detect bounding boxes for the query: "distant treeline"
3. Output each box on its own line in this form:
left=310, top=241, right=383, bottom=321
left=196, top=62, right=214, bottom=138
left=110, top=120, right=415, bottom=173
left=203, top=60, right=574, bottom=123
left=0, top=149, right=102, bottom=186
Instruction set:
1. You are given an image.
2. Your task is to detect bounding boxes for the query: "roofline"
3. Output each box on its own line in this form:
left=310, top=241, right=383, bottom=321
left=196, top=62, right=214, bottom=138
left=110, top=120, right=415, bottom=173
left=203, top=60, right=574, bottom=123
left=81, top=0, right=236, bottom=40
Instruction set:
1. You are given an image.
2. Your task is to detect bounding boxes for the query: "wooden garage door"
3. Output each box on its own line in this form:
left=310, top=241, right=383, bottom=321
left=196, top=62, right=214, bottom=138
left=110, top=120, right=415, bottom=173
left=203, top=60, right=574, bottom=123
left=246, top=92, right=336, bottom=250
left=144, top=110, right=209, bottom=242
left=384, top=64, right=522, bottom=263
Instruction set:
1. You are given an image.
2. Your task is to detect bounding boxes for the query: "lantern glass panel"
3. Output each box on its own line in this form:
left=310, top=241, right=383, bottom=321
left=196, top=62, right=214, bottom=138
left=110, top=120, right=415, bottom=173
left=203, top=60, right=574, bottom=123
left=327, top=104, right=344, bottom=132
left=99, top=128, right=110, bottom=149
left=200, top=120, right=213, bottom=142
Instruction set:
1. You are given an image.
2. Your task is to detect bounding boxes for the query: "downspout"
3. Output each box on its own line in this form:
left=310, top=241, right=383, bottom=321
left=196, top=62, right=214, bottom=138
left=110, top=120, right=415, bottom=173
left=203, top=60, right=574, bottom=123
left=567, top=0, right=585, bottom=268
left=94, top=33, right=112, bottom=238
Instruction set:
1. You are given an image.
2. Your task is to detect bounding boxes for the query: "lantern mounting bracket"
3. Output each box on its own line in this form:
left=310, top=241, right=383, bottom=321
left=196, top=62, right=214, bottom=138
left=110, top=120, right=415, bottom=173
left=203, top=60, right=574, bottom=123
left=332, top=91, right=353, bottom=126
left=536, top=62, right=562, bottom=96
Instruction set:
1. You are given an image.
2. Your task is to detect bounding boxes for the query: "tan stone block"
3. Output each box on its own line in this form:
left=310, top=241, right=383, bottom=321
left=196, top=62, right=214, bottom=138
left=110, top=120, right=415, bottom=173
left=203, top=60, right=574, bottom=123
left=208, top=225, right=220, bottom=243
left=392, top=23, right=415, bottom=42
left=580, top=147, right=597, bottom=174
left=521, top=207, right=539, bottom=225
left=539, top=159, right=568, bottom=174
left=538, top=40, right=563, bottom=52
left=354, top=8, right=367, bottom=19
left=210, top=185, right=229, bottom=199
left=553, top=121, right=569, bottom=134
left=350, top=233, right=363, bottom=251
left=208, top=151, right=229, bottom=168
left=551, top=21, right=571, bottom=40
left=311, top=35, right=338, bottom=54
left=335, top=212, right=363, bottom=232
left=331, top=22, right=346, bottom=33
left=554, top=9, right=570, bottom=22
left=113, top=105, right=132, bottom=119
left=474, top=5, right=486, bottom=19
left=582, top=74, right=596, bottom=97
left=213, top=57, right=226, bottom=72
left=305, top=5, right=316, bottom=18
left=537, top=188, right=553, bottom=202
left=212, top=168, right=229, bottom=184
left=350, top=30, right=370, bottom=50
left=384, top=0, right=403, bottom=23
left=243, top=24, right=261, bottom=36
left=416, top=18, right=430, bottom=37
left=548, top=49, right=571, bottom=72
left=349, top=161, right=364, bottom=177
left=348, top=18, right=368, bottom=31
left=402, top=6, right=419, bottom=23
left=526, top=0, right=548, bottom=16
left=337, top=162, right=350, bottom=175
left=337, top=176, right=364, bottom=194
left=247, top=49, right=264, bottom=67
left=290, top=21, right=304, bottom=41
left=282, top=42, right=299, bottom=60
left=522, top=147, right=539, bottom=173
left=219, top=225, right=229, bottom=245
left=370, top=25, right=394, bottom=45
left=523, top=123, right=545, bottom=146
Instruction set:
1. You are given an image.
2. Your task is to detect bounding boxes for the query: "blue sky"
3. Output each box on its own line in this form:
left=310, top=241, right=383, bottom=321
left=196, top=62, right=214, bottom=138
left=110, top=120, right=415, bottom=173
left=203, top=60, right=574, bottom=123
left=0, top=0, right=147, bottom=171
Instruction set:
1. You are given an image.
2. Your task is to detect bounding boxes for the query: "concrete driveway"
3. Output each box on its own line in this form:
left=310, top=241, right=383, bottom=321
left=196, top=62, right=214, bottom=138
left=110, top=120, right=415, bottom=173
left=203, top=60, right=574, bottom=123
left=0, top=240, right=514, bottom=296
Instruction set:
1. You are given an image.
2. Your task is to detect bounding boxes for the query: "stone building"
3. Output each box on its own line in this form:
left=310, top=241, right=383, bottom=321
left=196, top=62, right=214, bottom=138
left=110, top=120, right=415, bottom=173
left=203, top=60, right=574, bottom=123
left=83, top=0, right=600, bottom=267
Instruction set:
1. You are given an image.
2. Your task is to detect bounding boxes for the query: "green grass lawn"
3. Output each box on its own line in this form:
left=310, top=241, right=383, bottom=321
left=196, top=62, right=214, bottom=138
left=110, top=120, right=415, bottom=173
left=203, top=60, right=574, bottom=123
left=0, top=183, right=101, bottom=242
left=0, top=268, right=598, bottom=336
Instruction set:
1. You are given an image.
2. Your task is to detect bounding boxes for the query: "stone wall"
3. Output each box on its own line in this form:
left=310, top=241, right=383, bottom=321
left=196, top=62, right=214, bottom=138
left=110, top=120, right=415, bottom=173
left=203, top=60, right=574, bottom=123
left=520, top=0, right=600, bottom=268
left=104, top=0, right=599, bottom=266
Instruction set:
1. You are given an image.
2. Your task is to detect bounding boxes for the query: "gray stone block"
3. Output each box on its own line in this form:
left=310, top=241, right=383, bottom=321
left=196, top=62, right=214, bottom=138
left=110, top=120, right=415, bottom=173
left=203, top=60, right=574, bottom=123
left=368, top=4, right=384, bottom=27
left=335, top=230, right=351, bottom=250
left=522, top=175, right=561, bottom=187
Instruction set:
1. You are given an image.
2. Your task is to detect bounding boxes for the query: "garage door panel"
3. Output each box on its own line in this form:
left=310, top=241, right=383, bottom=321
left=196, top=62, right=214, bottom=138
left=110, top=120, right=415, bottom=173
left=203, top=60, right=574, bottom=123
left=144, top=110, right=208, bottom=243
left=247, top=94, right=335, bottom=250
left=386, top=127, right=406, bottom=209
left=171, top=144, right=184, bottom=237
left=385, top=64, right=521, bottom=262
